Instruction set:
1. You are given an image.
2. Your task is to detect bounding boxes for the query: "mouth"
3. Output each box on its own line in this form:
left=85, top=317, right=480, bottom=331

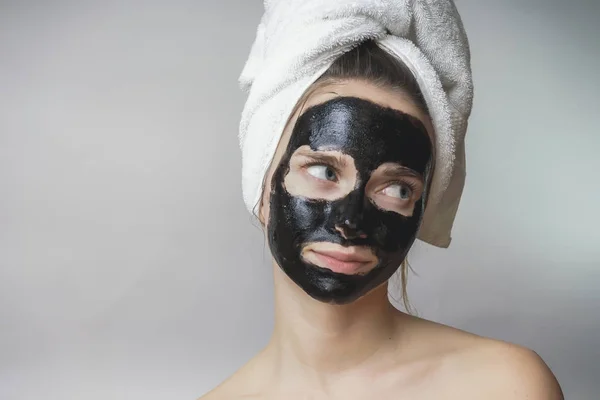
left=301, top=242, right=377, bottom=275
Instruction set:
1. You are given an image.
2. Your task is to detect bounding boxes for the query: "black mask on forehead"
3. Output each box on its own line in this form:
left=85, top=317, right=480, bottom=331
left=267, top=96, right=433, bottom=304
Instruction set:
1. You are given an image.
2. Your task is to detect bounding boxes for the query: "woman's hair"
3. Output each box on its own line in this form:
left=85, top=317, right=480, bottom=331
left=262, top=39, right=431, bottom=314
left=317, top=39, right=429, bottom=116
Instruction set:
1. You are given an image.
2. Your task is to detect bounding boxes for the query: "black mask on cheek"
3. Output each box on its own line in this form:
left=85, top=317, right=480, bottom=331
left=267, top=96, right=433, bottom=304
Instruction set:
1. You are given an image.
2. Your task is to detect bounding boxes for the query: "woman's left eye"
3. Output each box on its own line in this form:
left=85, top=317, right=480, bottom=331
left=306, top=165, right=337, bottom=182
left=382, top=183, right=412, bottom=200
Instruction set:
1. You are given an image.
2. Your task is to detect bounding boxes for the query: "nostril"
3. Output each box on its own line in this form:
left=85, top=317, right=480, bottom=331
left=335, top=225, right=347, bottom=236
left=335, top=220, right=367, bottom=240
left=343, top=219, right=357, bottom=230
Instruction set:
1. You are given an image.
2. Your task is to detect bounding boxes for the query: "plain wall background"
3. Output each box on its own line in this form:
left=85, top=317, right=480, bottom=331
left=1, top=0, right=598, bottom=399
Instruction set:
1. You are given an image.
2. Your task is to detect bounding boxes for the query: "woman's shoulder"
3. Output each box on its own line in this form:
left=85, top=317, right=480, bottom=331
left=400, top=315, right=564, bottom=399
left=200, top=316, right=563, bottom=399
left=197, top=370, right=257, bottom=400
left=197, top=348, right=268, bottom=400
left=450, top=336, right=563, bottom=399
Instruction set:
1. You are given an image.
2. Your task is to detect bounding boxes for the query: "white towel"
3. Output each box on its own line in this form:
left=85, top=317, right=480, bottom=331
left=238, top=0, right=474, bottom=248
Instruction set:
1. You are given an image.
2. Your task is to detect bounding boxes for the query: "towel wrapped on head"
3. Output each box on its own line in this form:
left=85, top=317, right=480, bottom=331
left=238, top=0, right=474, bottom=248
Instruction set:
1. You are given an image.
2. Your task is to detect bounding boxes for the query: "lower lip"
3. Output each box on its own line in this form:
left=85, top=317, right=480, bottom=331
left=311, top=251, right=371, bottom=274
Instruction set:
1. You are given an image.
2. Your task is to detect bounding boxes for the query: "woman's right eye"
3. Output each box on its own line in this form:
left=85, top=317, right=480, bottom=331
left=306, top=165, right=337, bottom=182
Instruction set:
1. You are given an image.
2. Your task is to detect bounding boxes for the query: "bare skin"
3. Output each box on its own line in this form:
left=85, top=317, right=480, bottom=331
left=200, top=80, right=564, bottom=400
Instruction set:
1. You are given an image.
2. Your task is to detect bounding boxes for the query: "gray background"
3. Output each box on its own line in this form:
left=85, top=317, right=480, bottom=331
left=1, top=0, right=598, bottom=399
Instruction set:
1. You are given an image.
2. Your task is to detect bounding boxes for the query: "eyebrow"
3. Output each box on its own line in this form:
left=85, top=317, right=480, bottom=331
left=377, top=164, right=424, bottom=181
left=294, top=149, right=349, bottom=170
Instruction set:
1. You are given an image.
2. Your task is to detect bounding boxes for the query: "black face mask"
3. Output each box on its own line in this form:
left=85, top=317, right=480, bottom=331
left=267, top=96, right=433, bottom=304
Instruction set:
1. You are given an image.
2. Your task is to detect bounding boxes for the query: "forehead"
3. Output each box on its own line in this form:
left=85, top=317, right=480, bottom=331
left=290, top=96, right=432, bottom=172
left=265, top=79, right=434, bottom=184
left=298, top=80, right=433, bottom=142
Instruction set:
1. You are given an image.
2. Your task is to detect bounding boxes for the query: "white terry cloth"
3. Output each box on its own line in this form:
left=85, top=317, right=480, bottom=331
left=238, top=0, right=474, bottom=248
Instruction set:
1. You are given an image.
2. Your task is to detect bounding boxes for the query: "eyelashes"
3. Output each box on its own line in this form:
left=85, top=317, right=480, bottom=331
left=305, top=164, right=339, bottom=182
left=382, top=180, right=419, bottom=200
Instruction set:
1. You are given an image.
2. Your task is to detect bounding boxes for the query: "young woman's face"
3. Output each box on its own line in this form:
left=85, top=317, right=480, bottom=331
left=261, top=80, right=434, bottom=304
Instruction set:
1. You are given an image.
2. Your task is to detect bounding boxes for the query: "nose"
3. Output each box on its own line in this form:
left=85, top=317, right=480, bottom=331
left=335, top=219, right=367, bottom=240
left=333, top=188, right=367, bottom=240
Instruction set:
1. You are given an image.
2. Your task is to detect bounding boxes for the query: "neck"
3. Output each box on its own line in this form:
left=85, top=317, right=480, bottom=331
left=266, top=263, right=400, bottom=383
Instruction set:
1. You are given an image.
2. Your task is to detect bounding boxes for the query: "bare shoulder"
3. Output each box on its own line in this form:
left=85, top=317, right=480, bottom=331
left=460, top=339, right=564, bottom=399
left=399, top=315, right=563, bottom=399
left=197, top=351, right=268, bottom=400
left=197, top=378, right=236, bottom=400
left=197, top=372, right=259, bottom=400
left=198, top=374, right=257, bottom=400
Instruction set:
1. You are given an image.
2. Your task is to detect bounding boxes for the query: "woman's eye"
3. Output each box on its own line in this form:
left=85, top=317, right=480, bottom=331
left=382, top=183, right=412, bottom=200
left=306, top=165, right=337, bottom=182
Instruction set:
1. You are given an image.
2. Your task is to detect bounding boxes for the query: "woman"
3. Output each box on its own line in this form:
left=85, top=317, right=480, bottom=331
left=202, top=1, right=563, bottom=398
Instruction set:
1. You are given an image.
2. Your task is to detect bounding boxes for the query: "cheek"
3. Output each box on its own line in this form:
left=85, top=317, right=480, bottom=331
left=364, top=205, right=422, bottom=252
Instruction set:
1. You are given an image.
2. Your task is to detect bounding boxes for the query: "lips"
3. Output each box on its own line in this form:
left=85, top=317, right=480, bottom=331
left=301, top=243, right=377, bottom=275
left=312, top=248, right=372, bottom=263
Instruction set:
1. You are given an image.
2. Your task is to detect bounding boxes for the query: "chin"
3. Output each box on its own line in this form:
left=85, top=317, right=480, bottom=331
left=295, top=262, right=380, bottom=305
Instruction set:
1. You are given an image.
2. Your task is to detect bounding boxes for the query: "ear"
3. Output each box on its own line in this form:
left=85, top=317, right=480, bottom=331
left=257, top=187, right=269, bottom=227
left=258, top=199, right=266, bottom=226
